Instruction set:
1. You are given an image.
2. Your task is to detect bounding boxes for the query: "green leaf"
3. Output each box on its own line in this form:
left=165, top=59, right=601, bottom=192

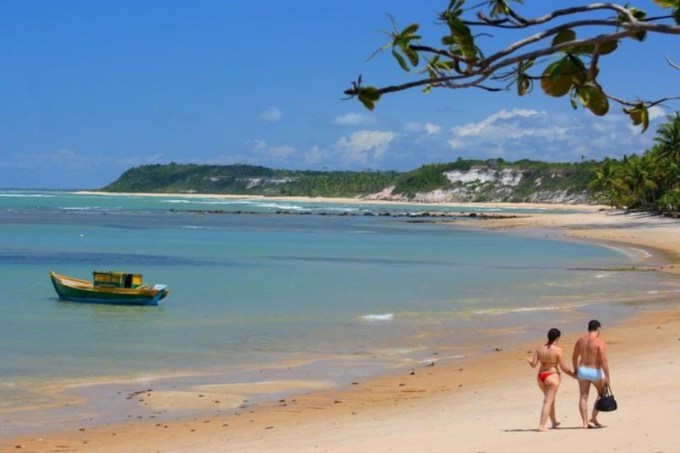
left=436, top=60, right=457, bottom=71
left=489, top=0, right=510, bottom=17
left=360, top=87, right=382, bottom=101
left=597, top=39, right=618, bottom=55
left=402, top=23, right=420, bottom=35
left=552, top=29, right=576, bottom=47
left=674, top=8, right=680, bottom=25
left=442, top=35, right=456, bottom=46
left=515, top=60, right=533, bottom=96
left=358, top=95, right=374, bottom=111
left=630, top=7, right=647, bottom=20
left=447, top=16, right=477, bottom=61
left=632, top=30, right=648, bottom=41
left=570, top=89, right=579, bottom=110
left=517, top=76, right=531, bottom=96
left=358, top=87, right=382, bottom=111
left=568, top=44, right=595, bottom=55
left=392, top=49, right=410, bottom=71
left=623, top=104, right=650, bottom=132
left=652, top=0, right=679, bottom=7
left=541, top=58, right=580, bottom=97
left=404, top=47, right=419, bottom=66
left=578, top=84, right=609, bottom=116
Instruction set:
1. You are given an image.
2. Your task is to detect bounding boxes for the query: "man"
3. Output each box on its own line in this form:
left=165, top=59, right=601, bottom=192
left=572, top=319, right=610, bottom=428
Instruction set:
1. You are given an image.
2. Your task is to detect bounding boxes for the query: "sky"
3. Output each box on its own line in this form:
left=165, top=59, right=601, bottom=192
left=1, top=0, right=679, bottom=189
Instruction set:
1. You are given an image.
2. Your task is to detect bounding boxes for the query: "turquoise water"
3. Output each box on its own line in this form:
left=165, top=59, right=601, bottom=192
left=2, top=191, right=679, bottom=434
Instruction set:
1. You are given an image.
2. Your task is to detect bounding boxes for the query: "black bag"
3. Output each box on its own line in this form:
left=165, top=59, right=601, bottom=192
left=595, top=384, right=617, bottom=412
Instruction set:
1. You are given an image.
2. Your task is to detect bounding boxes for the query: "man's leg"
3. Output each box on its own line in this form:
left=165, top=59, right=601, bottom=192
left=578, top=379, right=591, bottom=429
left=590, top=379, right=605, bottom=427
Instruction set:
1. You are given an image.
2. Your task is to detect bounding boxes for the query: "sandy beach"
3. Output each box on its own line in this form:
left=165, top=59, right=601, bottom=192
left=4, top=201, right=680, bottom=453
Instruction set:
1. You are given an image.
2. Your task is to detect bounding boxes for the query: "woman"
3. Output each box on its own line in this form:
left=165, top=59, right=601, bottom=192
left=527, top=328, right=575, bottom=431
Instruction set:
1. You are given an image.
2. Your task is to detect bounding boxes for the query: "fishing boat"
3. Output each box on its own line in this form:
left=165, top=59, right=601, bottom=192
left=49, top=271, right=169, bottom=306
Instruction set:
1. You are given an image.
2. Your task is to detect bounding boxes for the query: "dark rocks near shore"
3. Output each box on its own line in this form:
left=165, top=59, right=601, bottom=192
left=169, top=208, right=520, bottom=221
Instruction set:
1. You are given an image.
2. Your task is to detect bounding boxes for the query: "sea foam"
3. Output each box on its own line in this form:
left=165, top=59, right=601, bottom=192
left=360, top=313, right=394, bottom=322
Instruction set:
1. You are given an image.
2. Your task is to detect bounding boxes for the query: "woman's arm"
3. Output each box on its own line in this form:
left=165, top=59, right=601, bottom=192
left=527, top=349, right=538, bottom=368
left=558, top=350, right=575, bottom=378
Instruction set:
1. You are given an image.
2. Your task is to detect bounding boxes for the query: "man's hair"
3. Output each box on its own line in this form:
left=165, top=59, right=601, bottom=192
left=588, top=320, right=602, bottom=332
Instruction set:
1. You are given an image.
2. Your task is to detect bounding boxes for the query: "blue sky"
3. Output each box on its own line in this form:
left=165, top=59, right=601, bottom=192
left=1, top=0, right=678, bottom=189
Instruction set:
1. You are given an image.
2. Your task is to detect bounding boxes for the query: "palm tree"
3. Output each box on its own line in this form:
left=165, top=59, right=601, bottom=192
left=620, top=154, right=658, bottom=209
left=654, top=112, right=680, bottom=163
left=588, top=158, right=622, bottom=208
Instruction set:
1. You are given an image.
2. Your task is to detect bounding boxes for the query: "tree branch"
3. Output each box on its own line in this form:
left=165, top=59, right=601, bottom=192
left=473, top=3, right=638, bottom=28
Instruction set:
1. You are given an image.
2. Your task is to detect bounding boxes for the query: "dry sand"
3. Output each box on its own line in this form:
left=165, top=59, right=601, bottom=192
left=4, top=204, right=680, bottom=453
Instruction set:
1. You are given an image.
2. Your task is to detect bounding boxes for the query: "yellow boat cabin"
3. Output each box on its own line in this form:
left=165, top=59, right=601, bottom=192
left=93, top=271, right=145, bottom=289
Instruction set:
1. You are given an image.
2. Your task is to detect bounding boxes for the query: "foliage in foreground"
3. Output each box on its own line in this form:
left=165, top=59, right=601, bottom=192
left=344, top=1, right=680, bottom=130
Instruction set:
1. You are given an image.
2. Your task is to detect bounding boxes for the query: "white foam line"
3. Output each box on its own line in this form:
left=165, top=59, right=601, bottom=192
left=360, top=313, right=394, bottom=322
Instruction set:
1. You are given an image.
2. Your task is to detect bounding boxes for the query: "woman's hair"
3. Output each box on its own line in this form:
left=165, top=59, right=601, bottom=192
left=546, top=328, right=561, bottom=346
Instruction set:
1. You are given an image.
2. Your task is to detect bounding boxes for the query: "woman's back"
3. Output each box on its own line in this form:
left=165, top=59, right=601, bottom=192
left=536, top=344, right=562, bottom=371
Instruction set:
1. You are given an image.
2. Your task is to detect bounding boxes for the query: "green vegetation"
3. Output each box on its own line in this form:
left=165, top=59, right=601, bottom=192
left=589, top=113, right=680, bottom=214
left=344, top=1, right=680, bottom=129
left=102, top=158, right=600, bottom=203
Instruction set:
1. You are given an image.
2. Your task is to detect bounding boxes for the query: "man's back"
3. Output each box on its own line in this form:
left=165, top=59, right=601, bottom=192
left=575, top=334, right=604, bottom=367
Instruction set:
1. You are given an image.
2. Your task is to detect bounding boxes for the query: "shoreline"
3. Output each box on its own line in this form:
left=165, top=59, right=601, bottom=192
left=4, top=206, right=680, bottom=452
left=75, top=190, right=605, bottom=211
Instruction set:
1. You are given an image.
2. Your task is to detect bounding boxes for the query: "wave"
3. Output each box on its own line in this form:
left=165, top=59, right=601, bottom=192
left=0, top=193, right=54, bottom=198
left=474, top=303, right=588, bottom=315
left=360, top=313, right=394, bottom=322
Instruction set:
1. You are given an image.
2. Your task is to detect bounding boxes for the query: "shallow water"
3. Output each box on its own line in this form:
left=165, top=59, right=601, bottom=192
left=1, top=191, right=678, bottom=434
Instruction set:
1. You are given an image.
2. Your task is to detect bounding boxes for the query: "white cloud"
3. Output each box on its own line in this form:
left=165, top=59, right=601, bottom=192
left=267, top=146, right=296, bottom=159
left=648, top=106, right=666, bottom=121
left=244, top=139, right=297, bottom=163
left=245, top=139, right=267, bottom=151
left=304, top=145, right=333, bottom=166
left=333, top=113, right=375, bottom=126
left=403, top=122, right=422, bottom=133
left=424, top=123, right=442, bottom=135
left=335, top=130, right=396, bottom=164
left=443, top=108, right=659, bottom=162
left=452, top=109, right=544, bottom=137
left=259, top=106, right=283, bottom=122
left=404, top=122, right=442, bottom=135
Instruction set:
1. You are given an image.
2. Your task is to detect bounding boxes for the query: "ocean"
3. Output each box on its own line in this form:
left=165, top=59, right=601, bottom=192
left=2, top=190, right=678, bottom=435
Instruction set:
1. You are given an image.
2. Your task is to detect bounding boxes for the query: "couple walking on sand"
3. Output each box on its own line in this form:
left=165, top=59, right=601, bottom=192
left=527, top=320, right=610, bottom=431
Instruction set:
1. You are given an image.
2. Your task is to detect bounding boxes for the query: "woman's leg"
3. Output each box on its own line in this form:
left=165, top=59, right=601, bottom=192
left=538, top=375, right=560, bottom=431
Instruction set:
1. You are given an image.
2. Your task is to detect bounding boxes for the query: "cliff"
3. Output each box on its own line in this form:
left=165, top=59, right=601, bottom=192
left=102, top=159, right=598, bottom=204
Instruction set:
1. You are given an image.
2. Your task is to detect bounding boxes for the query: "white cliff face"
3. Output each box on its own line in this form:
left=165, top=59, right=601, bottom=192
left=366, top=167, right=592, bottom=204
left=244, top=177, right=296, bottom=189
left=444, top=168, right=522, bottom=187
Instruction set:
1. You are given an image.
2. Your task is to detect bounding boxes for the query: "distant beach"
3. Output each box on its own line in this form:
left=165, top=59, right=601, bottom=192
left=76, top=190, right=602, bottom=211
left=2, top=193, right=680, bottom=452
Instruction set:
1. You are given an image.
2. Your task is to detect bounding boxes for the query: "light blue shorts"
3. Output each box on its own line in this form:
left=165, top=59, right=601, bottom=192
left=577, top=366, right=603, bottom=381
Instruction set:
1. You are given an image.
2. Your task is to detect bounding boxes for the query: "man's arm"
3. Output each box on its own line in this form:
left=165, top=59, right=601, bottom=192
left=599, top=342, right=610, bottom=384
left=572, top=339, right=581, bottom=373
